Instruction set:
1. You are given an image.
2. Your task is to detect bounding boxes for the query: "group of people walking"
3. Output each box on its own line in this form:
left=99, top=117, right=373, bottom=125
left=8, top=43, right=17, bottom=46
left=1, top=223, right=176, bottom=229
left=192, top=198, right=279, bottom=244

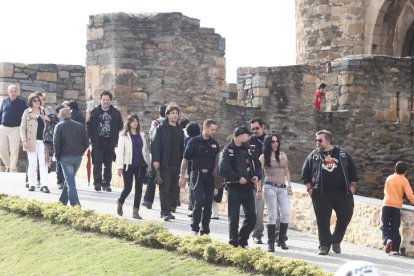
left=2, top=85, right=413, bottom=256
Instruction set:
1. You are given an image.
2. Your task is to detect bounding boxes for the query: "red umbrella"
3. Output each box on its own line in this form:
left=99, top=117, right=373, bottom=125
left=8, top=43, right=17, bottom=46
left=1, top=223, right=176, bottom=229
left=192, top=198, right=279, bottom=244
left=86, top=147, right=92, bottom=186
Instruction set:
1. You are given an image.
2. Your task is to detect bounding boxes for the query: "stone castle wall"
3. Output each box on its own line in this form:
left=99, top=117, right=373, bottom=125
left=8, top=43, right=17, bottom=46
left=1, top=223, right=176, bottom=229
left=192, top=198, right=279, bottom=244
left=323, top=55, right=414, bottom=198
left=222, top=65, right=319, bottom=183
left=0, top=62, right=85, bottom=109
left=296, top=0, right=414, bottom=70
left=85, top=12, right=226, bottom=140
left=296, top=0, right=365, bottom=66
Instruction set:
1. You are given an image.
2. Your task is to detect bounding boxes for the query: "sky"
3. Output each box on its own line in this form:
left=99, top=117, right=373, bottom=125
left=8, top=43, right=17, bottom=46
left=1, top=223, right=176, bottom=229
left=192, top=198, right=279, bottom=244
left=0, top=0, right=296, bottom=82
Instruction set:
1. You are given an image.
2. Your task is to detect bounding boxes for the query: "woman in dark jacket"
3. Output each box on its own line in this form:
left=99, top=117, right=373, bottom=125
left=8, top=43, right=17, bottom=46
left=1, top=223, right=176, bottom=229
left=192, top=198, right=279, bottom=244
left=69, top=100, right=85, bottom=126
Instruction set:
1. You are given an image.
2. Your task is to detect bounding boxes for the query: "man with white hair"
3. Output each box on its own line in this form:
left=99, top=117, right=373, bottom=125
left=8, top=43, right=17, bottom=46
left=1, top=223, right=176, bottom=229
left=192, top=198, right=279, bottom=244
left=0, top=85, right=27, bottom=172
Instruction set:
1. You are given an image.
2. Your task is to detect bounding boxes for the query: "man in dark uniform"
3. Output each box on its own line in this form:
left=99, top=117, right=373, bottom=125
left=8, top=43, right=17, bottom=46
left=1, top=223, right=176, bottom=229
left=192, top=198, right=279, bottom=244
left=179, top=119, right=219, bottom=236
left=249, top=117, right=266, bottom=244
left=218, top=126, right=262, bottom=248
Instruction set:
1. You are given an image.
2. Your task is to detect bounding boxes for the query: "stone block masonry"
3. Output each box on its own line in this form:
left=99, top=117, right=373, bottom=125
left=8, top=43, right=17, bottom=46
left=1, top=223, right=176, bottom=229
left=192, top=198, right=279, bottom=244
left=85, top=12, right=226, bottom=139
left=0, top=62, right=85, bottom=111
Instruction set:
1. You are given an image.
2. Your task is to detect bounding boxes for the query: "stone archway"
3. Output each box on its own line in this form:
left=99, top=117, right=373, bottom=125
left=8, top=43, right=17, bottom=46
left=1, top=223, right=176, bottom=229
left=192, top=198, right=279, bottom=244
left=367, top=0, right=414, bottom=57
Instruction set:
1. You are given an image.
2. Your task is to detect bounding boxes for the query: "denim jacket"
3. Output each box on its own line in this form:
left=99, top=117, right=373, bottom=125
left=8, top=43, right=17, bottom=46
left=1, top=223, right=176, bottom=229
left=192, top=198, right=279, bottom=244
left=301, top=146, right=358, bottom=194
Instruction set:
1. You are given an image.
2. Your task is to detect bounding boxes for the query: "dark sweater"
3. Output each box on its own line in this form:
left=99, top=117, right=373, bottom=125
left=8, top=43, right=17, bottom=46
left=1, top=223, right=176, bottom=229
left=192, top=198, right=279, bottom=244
left=53, top=118, right=89, bottom=161
left=0, top=97, right=27, bottom=127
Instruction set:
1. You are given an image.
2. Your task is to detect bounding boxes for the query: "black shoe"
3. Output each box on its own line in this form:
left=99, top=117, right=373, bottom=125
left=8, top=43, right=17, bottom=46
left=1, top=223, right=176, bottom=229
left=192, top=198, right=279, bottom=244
left=163, top=213, right=175, bottom=221
left=25, top=183, right=29, bottom=188
left=318, top=246, right=330, bottom=255
left=104, top=187, right=112, bottom=192
left=28, top=186, right=35, bottom=192
left=142, top=201, right=152, bottom=209
left=187, top=213, right=193, bottom=218
left=253, top=237, right=262, bottom=244
left=94, top=185, right=102, bottom=191
left=40, top=186, right=50, bottom=193
left=332, top=243, right=341, bottom=254
left=211, top=216, right=219, bottom=220
left=57, top=183, right=64, bottom=190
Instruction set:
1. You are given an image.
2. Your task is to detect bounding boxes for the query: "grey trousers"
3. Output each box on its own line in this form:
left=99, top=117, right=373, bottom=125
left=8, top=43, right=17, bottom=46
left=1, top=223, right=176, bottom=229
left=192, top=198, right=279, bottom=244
left=252, top=189, right=265, bottom=238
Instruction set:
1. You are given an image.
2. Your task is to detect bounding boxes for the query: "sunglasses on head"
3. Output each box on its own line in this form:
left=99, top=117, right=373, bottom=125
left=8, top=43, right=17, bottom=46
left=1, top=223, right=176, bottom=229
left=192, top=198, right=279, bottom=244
left=315, top=139, right=323, bottom=143
left=251, top=126, right=261, bottom=131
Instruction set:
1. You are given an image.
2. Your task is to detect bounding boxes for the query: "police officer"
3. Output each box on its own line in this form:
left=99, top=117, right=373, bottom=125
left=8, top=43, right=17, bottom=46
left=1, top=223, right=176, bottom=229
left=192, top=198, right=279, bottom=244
left=218, top=126, right=262, bottom=248
left=179, top=119, right=219, bottom=235
left=249, top=117, right=267, bottom=244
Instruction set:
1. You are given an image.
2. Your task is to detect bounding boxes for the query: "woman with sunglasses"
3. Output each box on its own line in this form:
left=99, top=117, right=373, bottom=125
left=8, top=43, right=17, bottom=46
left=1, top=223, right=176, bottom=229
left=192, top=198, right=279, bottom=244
left=20, top=92, right=51, bottom=193
left=259, top=134, right=292, bottom=251
left=116, top=114, right=150, bottom=219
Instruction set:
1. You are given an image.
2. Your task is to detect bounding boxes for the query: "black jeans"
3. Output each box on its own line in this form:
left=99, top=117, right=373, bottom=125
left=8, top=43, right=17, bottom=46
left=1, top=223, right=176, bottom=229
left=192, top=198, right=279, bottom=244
left=311, top=190, right=354, bottom=247
left=380, top=206, right=401, bottom=251
left=92, top=143, right=115, bottom=188
left=143, top=165, right=157, bottom=205
left=56, top=161, right=64, bottom=184
left=227, top=185, right=256, bottom=247
left=119, top=165, right=145, bottom=208
left=190, top=170, right=214, bottom=234
left=159, top=165, right=180, bottom=215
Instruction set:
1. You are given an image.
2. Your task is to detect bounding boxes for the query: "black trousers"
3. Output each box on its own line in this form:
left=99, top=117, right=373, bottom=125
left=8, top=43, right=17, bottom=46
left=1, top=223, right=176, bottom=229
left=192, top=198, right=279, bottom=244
left=119, top=165, right=145, bottom=208
left=190, top=170, right=214, bottom=234
left=92, top=143, right=115, bottom=188
left=227, top=185, right=256, bottom=247
left=159, top=166, right=180, bottom=215
left=143, top=165, right=156, bottom=204
left=311, top=190, right=354, bottom=247
left=381, top=206, right=401, bottom=251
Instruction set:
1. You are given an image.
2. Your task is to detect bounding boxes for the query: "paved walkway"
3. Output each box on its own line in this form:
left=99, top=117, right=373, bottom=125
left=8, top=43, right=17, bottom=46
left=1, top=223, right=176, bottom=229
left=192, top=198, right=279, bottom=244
left=0, top=172, right=412, bottom=275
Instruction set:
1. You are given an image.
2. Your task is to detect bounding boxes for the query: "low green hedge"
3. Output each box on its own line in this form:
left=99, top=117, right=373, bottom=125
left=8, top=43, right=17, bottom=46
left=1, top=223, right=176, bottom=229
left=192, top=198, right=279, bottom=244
left=0, top=193, right=329, bottom=276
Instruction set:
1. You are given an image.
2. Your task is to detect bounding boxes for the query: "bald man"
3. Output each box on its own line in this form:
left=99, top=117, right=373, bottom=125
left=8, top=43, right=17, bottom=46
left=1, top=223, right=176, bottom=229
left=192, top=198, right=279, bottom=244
left=53, top=108, right=89, bottom=206
left=0, top=85, right=27, bottom=172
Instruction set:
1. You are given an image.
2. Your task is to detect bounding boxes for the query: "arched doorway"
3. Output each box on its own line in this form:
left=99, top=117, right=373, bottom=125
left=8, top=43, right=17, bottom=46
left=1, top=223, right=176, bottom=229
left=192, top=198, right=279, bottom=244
left=368, top=0, right=414, bottom=57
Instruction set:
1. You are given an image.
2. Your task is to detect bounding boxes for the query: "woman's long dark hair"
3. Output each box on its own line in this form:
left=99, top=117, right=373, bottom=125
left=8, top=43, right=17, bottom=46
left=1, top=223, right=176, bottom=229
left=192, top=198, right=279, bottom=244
left=122, top=113, right=140, bottom=135
left=263, top=134, right=281, bottom=167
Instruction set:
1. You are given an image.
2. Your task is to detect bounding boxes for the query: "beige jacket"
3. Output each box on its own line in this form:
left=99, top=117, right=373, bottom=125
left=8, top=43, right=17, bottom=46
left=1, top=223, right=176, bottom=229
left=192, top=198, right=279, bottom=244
left=20, top=107, right=48, bottom=152
left=116, top=132, right=150, bottom=170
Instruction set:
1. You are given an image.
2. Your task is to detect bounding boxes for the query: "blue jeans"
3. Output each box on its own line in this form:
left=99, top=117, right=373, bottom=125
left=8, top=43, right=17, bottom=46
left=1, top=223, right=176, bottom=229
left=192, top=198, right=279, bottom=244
left=59, top=155, right=82, bottom=206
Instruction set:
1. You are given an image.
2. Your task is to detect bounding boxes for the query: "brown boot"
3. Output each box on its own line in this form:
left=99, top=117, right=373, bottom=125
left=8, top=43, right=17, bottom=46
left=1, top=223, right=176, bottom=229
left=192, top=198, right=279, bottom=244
left=117, top=200, right=123, bottom=216
left=133, top=207, right=142, bottom=219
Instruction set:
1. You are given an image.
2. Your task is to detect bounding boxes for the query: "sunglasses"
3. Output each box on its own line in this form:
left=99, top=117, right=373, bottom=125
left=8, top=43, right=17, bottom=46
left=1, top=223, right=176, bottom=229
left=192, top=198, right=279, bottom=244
left=32, top=99, right=40, bottom=103
left=271, top=140, right=279, bottom=144
left=315, top=139, right=323, bottom=143
left=251, top=126, right=261, bottom=131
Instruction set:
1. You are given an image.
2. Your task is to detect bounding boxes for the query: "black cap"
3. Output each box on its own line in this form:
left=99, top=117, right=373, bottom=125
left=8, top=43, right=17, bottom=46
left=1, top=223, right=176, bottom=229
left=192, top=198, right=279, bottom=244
left=233, top=126, right=252, bottom=137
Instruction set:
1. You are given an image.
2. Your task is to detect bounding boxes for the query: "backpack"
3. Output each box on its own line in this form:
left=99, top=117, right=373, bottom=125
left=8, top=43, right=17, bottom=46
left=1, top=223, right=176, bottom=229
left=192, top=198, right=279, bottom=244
left=43, top=114, right=60, bottom=144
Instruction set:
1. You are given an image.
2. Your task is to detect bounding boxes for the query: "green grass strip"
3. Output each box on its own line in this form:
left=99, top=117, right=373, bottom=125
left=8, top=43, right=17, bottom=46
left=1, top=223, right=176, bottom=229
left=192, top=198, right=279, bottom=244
left=0, top=193, right=330, bottom=276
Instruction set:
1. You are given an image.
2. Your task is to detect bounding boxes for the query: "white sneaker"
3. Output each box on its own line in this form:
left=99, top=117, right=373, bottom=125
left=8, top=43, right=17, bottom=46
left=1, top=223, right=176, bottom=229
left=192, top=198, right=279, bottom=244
left=191, top=231, right=199, bottom=237
left=390, top=251, right=400, bottom=256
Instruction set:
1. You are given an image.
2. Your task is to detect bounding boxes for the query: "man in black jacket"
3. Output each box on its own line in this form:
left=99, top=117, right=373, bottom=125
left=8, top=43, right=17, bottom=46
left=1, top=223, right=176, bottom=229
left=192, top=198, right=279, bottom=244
left=86, top=91, right=123, bottom=192
left=54, top=108, right=89, bottom=206
left=151, top=104, right=184, bottom=221
left=301, top=129, right=357, bottom=255
left=249, top=117, right=266, bottom=244
left=218, top=126, right=262, bottom=248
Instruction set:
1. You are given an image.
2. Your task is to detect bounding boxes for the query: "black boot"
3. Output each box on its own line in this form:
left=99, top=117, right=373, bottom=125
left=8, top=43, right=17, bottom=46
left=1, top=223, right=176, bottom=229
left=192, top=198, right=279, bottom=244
left=278, top=223, right=289, bottom=250
left=267, top=224, right=276, bottom=252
